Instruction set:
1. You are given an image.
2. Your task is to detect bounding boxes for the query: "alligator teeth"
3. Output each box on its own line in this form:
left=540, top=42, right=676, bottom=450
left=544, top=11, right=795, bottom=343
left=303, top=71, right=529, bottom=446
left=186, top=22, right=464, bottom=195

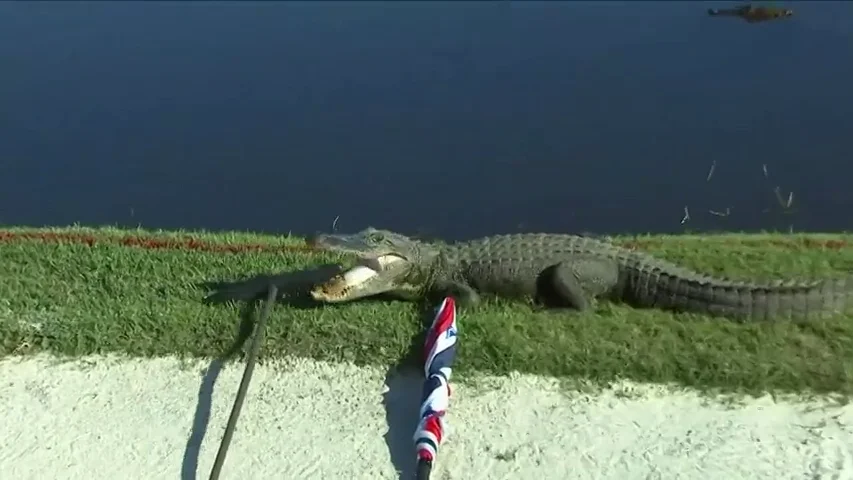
left=312, top=266, right=379, bottom=300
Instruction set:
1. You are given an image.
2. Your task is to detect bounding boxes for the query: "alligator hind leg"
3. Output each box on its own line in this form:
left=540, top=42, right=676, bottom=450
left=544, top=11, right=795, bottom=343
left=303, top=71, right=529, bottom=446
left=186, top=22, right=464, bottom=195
left=538, top=258, right=620, bottom=311
left=537, top=264, right=589, bottom=310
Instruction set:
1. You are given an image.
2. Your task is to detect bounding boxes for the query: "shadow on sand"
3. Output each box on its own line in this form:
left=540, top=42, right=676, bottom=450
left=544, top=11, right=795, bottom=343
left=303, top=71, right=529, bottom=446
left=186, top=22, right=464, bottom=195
left=180, top=300, right=257, bottom=480
left=381, top=322, right=432, bottom=479
left=180, top=264, right=341, bottom=480
left=180, top=264, right=434, bottom=480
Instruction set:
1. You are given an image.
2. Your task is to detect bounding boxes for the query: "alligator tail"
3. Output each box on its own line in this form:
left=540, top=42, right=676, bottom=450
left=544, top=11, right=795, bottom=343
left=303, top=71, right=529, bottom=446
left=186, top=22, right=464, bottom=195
left=622, top=263, right=853, bottom=321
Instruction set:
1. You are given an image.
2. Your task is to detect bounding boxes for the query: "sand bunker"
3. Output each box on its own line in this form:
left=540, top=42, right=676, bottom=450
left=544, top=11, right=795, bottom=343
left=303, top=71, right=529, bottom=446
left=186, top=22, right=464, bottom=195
left=1, top=354, right=852, bottom=479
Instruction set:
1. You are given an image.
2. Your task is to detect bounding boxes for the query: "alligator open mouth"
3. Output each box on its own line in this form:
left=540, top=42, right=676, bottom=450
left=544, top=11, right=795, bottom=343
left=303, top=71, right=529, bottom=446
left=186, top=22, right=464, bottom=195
left=310, top=254, right=407, bottom=302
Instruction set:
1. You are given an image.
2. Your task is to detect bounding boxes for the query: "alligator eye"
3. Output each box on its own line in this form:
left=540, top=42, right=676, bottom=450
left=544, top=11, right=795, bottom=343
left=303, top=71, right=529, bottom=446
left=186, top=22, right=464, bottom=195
left=368, top=233, right=385, bottom=243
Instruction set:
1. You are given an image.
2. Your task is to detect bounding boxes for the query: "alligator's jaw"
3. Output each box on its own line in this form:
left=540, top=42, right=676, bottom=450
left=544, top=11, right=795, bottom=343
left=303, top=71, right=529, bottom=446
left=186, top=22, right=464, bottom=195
left=308, top=228, right=431, bottom=303
left=310, top=254, right=410, bottom=302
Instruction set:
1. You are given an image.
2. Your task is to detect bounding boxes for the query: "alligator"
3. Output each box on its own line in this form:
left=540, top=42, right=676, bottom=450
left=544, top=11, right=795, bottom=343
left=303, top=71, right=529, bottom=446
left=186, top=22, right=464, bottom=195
left=707, top=4, right=793, bottom=23
left=307, top=227, right=852, bottom=322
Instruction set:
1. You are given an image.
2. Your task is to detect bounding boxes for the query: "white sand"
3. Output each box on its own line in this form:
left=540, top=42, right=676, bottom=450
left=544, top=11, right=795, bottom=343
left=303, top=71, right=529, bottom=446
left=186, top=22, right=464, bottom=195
left=1, top=355, right=852, bottom=480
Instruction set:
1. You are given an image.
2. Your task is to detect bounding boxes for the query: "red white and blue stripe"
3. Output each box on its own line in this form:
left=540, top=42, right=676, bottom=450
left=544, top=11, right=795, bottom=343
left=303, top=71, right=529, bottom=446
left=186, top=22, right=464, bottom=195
left=414, top=296, right=458, bottom=471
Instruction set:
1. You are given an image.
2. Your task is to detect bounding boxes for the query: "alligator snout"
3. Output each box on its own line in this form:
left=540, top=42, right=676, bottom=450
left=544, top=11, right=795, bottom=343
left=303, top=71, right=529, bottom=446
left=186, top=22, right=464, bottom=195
left=306, top=232, right=360, bottom=251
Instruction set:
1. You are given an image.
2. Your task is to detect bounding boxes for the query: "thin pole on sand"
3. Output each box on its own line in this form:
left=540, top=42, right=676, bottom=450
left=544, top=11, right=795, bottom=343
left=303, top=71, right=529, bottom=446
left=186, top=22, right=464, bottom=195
left=208, top=284, right=278, bottom=480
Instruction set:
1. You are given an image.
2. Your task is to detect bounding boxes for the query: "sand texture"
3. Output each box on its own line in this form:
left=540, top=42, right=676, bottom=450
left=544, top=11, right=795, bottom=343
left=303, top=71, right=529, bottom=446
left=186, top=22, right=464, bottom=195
left=1, top=354, right=852, bottom=480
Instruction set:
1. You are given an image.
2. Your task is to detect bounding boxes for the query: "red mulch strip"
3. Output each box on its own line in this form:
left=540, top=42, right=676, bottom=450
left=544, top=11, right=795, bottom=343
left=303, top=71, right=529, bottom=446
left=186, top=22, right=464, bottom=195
left=0, top=230, right=849, bottom=255
left=0, top=231, right=316, bottom=254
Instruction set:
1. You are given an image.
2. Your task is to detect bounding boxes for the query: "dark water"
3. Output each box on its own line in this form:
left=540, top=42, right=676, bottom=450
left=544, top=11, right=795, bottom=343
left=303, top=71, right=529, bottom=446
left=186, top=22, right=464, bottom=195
left=2, top=1, right=851, bottom=241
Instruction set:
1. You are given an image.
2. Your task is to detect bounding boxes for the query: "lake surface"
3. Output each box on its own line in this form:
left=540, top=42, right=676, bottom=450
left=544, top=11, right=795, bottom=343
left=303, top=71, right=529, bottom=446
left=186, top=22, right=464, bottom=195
left=1, top=1, right=851, bottom=240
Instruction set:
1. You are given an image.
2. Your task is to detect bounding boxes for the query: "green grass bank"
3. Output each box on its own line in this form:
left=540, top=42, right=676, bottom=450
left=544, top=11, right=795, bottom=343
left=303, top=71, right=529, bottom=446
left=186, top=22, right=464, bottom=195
left=1, top=226, right=853, bottom=396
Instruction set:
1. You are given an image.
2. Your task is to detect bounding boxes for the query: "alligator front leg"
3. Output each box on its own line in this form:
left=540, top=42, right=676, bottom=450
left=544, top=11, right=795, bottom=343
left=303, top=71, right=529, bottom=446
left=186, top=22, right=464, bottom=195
left=543, top=257, right=620, bottom=311
left=431, top=279, right=481, bottom=308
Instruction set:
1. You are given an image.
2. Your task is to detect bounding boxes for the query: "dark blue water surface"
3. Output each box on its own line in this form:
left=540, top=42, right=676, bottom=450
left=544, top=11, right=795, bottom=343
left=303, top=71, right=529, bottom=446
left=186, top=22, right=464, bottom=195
left=2, top=1, right=851, bottom=240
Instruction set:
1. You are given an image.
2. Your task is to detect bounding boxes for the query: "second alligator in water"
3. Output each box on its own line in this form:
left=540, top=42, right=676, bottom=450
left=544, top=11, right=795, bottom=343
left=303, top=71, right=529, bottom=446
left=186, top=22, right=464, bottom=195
left=308, top=228, right=852, bottom=322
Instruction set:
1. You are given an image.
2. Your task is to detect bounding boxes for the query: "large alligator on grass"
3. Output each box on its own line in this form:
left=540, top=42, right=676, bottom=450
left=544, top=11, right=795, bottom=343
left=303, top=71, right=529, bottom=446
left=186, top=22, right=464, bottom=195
left=307, top=228, right=852, bottom=322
